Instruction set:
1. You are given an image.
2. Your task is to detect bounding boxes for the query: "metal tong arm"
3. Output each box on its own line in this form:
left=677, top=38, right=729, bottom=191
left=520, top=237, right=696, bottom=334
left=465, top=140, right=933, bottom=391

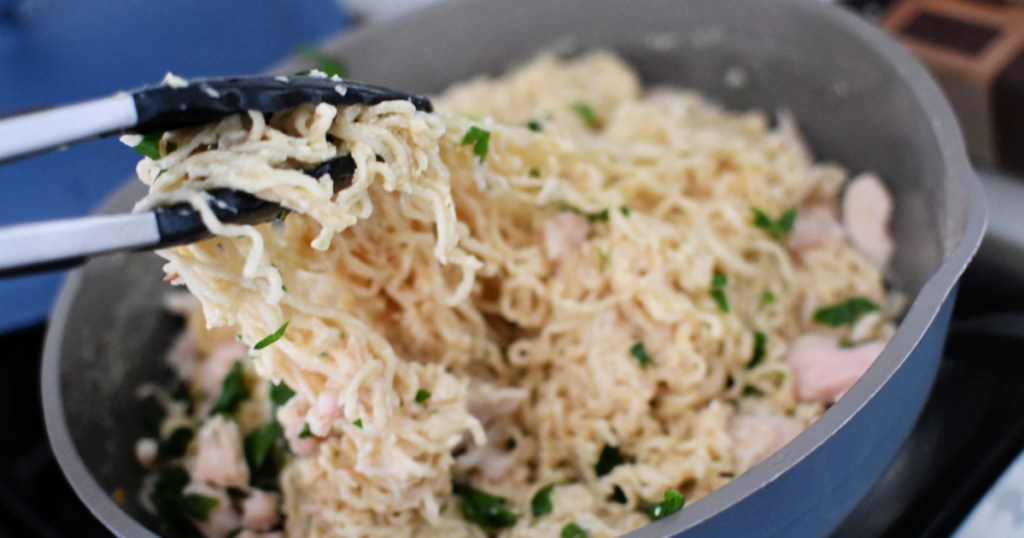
left=0, top=75, right=433, bottom=164
left=0, top=156, right=355, bottom=277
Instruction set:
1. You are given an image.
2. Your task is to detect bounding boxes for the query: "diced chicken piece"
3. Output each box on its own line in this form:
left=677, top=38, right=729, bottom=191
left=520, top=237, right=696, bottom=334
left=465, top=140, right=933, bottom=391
left=304, top=389, right=345, bottom=437
left=193, top=416, right=250, bottom=489
left=842, top=173, right=895, bottom=267
left=242, top=489, right=280, bottom=532
left=729, top=414, right=804, bottom=470
left=787, top=204, right=844, bottom=251
left=788, top=334, right=886, bottom=403
left=165, top=333, right=198, bottom=381
left=467, top=383, right=529, bottom=425
left=277, top=398, right=320, bottom=457
left=134, top=438, right=158, bottom=469
left=197, top=341, right=247, bottom=397
left=183, top=483, right=240, bottom=538
left=543, top=213, right=589, bottom=260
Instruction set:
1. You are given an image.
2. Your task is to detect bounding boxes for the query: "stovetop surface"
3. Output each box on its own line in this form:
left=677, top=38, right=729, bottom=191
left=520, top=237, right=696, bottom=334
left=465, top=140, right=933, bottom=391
left=2, top=260, right=1022, bottom=537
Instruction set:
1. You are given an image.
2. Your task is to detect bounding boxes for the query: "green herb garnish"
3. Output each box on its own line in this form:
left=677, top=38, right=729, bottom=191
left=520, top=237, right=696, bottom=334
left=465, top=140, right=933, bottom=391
left=353, top=419, right=363, bottom=429
left=531, top=484, right=556, bottom=517
left=526, top=120, right=543, bottom=132
left=597, top=246, right=609, bottom=272
left=139, top=395, right=165, bottom=436
left=742, top=384, right=764, bottom=397
left=571, top=102, right=599, bottom=128
left=415, top=389, right=432, bottom=404
left=244, top=422, right=283, bottom=469
left=761, top=290, right=776, bottom=305
left=133, top=133, right=163, bottom=160
left=751, top=207, right=797, bottom=239
left=630, top=342, right=653, bottom=368
left=461, top=126, right=491, bottom=163
left=299, top=423, right=313, bottom=439
left=711, top=271, right=729, bottom=313
left=646, top=489, right=685, bottom=520
left=556, top=203, right=610, bottom=223
left=297, top=45, right=348, bottom=78
left=254, top=322, right=289, bottom=350
left=269, top=381, right=295, bottom=408
left=181, top=493, right=219, bottom=521
left=453, top=482, right=519, bottom=529
left=619, top=206, right=631, bottom=217
left=562, top=522, right=590, bottom=538
left=157, top=426, right=194, bottom=462
left=150, top=466, right=193, bottom=535
left=529, top=167, right=541, bottom=178
left=748, top=331, right=767, bottom=369
left=813, top=297, right=880, bottom=327
left=839, top=339, right=859, bottom=349
left=209, top=361, right=248, bottom=416
left=595, top=444, right=624, bottom=476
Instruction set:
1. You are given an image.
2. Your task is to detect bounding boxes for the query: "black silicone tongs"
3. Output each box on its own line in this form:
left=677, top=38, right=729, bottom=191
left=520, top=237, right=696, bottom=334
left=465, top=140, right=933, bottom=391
left=0, top=74, right=433, bottom=277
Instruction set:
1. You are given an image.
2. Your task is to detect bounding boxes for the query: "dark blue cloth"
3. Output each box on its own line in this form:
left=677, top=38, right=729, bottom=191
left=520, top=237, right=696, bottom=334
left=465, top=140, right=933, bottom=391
left=0, top=0, right=348, bottom=330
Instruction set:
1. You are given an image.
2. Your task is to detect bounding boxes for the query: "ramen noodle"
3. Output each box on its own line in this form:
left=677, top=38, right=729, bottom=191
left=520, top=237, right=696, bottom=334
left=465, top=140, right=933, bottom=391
left=131, top=52, right=898, bottom=538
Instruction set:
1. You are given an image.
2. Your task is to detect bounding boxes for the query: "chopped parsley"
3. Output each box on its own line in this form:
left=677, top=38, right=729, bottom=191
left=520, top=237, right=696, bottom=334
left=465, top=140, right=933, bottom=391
left=742, top=384, right=764, bottom=397
left=415, top=389, right=432, bottom=404
left=630, top=342, right=653, bottom=368
left=526, top=119, right=543, bottom=132
left=556, top=203, right=610, bottom=223
left=529, top=167, right=541, bottom=178
left=751, top=207, right=797, bottom=239
left=453, top=482, right=519, bottom=529
left=619, top=206, right=631, bottom=217
left=597, top=246, right=609, bottom=272
left=269, top=381, right=295, bottom=408
left=151, top=466, right=194, bottom=535
left=353, top=419, right=363, bottom=429
left=296, top=45, right=348, bottom=78
left=761, top=290, right=776, bottom=305
left=209, top=362, right=248, bottom=416
left=181, top=493, right=219, bottom=521
left=531, top=484, right=555, bottom=517
left=711, top=271, right=730, bottom=313
left=244, top=422, right=283, bottom=469
left=595, top=444, right=624, bottom=477
left=461, top=126, right=491, bottom=163
left=562, top=522, right=590, bottom=538
left=813, top=297, right=880, bottom=327
left=139, top=395, right=165, bottom=436
left=299, top=423, right=313, bottom=439
left=157, top=426, right=194, bottom=462
left=254, top=322, right=289, bottom=350
left=133, top=132, right=163, bottom=160
left=748, top=331, right=767, bottom=369
left=646, top=489, right=685, bottom=520
left=839, top=339, right=859, bottom=349
left=571, top=102, right=599, bottom=128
